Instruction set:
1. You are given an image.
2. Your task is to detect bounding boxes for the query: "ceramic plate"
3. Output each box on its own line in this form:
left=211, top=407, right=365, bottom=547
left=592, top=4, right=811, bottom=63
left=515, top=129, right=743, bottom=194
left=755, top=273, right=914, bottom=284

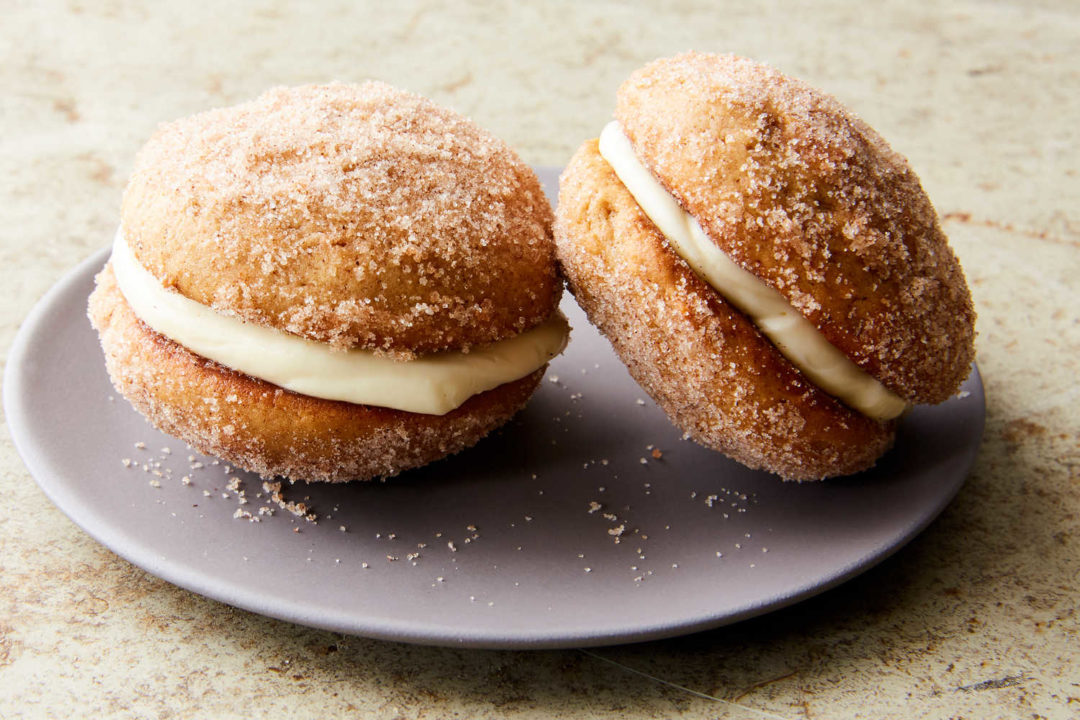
left=4, top=168, right=984, bottom=649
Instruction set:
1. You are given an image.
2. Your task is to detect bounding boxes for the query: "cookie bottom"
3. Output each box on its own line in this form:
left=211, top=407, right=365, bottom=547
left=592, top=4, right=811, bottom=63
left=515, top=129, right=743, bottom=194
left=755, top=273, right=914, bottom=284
left=555, top=140, right=895, bottom=480
left=88, top=263, right=544, bottom=482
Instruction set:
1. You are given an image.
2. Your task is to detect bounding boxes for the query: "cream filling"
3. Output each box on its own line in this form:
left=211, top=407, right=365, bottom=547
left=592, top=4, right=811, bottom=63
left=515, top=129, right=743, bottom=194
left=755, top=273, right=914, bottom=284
left=110, top=230, right=569, bottom=415
left=598, top=121, right=907, bottom=421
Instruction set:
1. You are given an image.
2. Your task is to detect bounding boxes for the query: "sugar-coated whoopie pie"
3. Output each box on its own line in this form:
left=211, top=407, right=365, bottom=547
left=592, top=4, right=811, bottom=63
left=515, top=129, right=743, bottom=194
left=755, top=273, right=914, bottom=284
left=555, top=52, right=975, bottom=480
left=90, top=82, right=568, bottom=482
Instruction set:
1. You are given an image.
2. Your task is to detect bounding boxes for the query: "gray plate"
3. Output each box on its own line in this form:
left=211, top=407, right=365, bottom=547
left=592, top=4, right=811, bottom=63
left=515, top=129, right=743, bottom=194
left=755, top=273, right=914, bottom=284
left=4, top=168, right=984, bottom=649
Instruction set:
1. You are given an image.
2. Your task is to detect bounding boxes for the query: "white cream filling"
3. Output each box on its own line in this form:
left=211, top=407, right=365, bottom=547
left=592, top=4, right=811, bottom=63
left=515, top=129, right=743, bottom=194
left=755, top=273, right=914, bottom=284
left=110, top=229, right=569, bottom=415
left=598, top=121, right=907, bottom=421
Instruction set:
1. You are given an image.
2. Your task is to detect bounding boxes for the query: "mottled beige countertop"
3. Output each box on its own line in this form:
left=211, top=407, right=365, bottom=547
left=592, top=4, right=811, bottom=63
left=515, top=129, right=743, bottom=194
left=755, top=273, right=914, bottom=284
left=2, top=1, right=1078, bottom=718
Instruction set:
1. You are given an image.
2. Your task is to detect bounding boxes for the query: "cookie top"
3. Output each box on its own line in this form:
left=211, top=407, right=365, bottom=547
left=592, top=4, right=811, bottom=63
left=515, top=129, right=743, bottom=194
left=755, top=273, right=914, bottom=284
left=122, top=82, right=560, bottom=356
left=616, top=52, right=975, bottom=403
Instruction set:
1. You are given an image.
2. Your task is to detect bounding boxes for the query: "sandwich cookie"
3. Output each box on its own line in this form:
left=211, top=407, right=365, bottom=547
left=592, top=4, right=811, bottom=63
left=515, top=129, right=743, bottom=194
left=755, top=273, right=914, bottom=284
left=554, top=52, right=975, bottom=479
left=90, top=82, right=568, bottom=482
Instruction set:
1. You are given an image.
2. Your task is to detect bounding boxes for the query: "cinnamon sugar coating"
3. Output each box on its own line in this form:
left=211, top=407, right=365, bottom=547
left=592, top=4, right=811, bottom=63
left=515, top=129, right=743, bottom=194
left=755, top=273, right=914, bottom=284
left=555, top=142, right=895, bottom=480
left=617, top=52, right=975, bottom=403
left=122, top=82, right=559, bottom=356
left=89, top=266, right=543, bottom=482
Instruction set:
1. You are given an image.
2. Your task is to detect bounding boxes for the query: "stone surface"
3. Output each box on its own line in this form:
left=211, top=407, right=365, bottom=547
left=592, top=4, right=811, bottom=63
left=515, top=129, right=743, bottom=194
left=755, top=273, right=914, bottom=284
left=2, top=1, right=1078, bottom=718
